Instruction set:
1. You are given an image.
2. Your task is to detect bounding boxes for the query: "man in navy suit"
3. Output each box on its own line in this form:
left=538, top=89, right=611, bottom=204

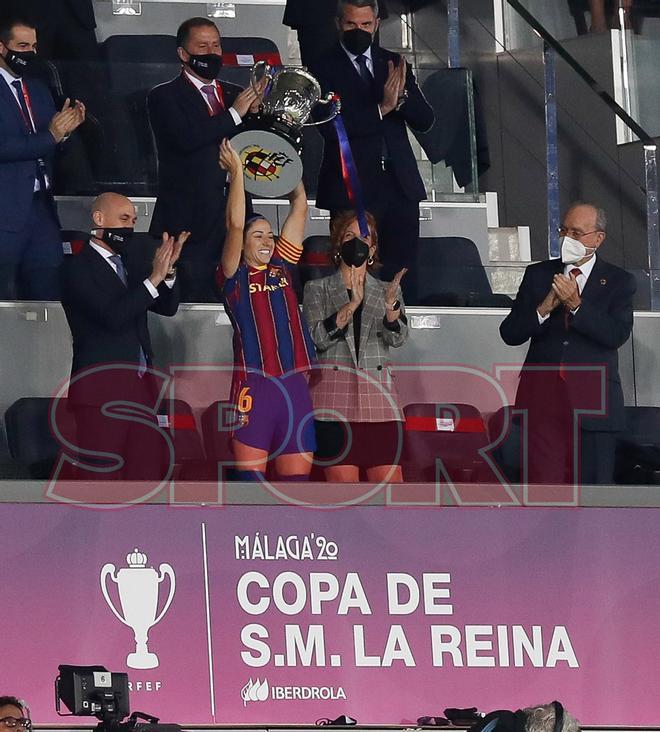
left=284, top=0, right=388, bottom=70
left=60, top=192, right=188, bottom=480
left=0, top=14, right=84, bottom=300
left=310, top=0, right=433, bottom=301
left=148, top=17, right=259, bottom=302
left=500, top=202, right=636, bottom=485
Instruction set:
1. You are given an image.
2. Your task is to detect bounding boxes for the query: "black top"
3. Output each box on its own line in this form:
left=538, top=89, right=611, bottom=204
left=346, top=288, right=363, bottom=360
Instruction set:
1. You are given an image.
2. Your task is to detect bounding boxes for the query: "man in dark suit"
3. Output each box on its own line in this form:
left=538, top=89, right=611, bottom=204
left=60, top=192, right=188, bottom=480
left=148, top=17, right=259, bottom=302
left=500, top=202, right=636, bottom=485
left=0, top=14, right=84, bottom=300
left=311, top=0, right=433, bottom=301
left=284, top=0, right=388, bottom=70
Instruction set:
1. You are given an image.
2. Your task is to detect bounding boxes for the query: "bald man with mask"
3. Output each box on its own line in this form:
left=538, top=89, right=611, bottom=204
left=500, top=202, right=636, bottom=485
left=60, top=193, right=189, bottom=480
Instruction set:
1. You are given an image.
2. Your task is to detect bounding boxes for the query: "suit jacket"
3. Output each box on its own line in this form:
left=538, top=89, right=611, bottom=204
left=311, top=43, right=434, bottom=211
left=147, top=74, right=242, bottom=239
left=499, top=257, right=636, bottom=432
left=0, top=75, right=57, bottom=232
left=61, top=243, right=179, bottom=403
left=64, top=0, right=97, bottom=30
left=303, top=269, right=407, bottom=422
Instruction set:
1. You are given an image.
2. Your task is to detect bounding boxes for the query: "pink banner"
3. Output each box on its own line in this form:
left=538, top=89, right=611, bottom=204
left=2, top=504, right=659, bottom=726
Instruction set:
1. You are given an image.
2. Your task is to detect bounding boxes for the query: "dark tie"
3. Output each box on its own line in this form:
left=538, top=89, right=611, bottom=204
left=201, top=84, right=224, bottom=116
left=354, top=54, right=373, bottom=87
left=109, top=254, right=128, bottom=286
left=11, top=79, right=34, bottom=132
left=564, top=267, right=582, bottom=329
left=109, top=254, right=148, bottom=375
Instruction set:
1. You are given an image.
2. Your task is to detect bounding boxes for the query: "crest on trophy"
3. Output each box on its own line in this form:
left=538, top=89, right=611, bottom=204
left=232, top=61, right=341, bottom=198
left=100, top=548, right=176, bottom=670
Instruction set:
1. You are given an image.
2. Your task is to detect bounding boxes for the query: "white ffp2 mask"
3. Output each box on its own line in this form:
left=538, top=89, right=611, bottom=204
left=560, top=235, right=595, bottom=264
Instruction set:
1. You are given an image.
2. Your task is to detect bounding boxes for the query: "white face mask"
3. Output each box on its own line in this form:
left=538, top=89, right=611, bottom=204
left=560, top=235, right=596, bottom=264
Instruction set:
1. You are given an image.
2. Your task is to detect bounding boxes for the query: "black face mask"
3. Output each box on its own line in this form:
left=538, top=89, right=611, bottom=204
left=342, top=28, right=373, bottom=56
left=95, top=227, right=134, bottom=256
left=340, top=236, right=370, bottom=268
left=185, top=52, right=223, bottom=81
left=3, top=49, right=41, bottom=76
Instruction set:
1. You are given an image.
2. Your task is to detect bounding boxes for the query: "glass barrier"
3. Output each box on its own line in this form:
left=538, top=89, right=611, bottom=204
left=622, top=8, right=660, bottom=139
left=44, top=63, right=479, bottom=201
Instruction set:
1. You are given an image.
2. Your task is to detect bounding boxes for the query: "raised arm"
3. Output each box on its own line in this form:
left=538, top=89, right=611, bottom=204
left=219, top=138, right=245, bottom=279
left=279, top=181, right=308, bottom=248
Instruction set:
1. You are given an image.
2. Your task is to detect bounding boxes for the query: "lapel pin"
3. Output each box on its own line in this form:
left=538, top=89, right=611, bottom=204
left=600, top=278, right=607, bottom=285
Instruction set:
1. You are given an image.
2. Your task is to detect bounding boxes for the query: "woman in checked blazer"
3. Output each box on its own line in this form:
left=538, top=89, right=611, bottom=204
left=302, top=210, right=408, bottom=483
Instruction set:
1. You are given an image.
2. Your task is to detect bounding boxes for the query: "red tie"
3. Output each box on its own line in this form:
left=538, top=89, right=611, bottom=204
left=201, top=84, right=224, bottom=116
left=564, top=267, right=582, bottom=329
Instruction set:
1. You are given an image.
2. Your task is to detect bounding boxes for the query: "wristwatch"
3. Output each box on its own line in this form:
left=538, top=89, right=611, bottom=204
left=386, top=299, right=401, bottom=311
left=165, top=266, right=177, bottom=280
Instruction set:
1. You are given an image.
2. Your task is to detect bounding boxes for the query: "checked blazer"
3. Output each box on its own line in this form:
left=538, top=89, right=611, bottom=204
left=302, top=269, right=408, bottom=423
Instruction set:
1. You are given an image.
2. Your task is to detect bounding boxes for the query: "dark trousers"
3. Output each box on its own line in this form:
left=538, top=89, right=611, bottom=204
left=525, top=377, right=617, bottom=485
left=331, top=171, right=421, bottom=302
left=69, top=370, right=170, bottom=483
left=580, top=431, right=617, bottom=485
left=0, top=193, right=63, bottom=300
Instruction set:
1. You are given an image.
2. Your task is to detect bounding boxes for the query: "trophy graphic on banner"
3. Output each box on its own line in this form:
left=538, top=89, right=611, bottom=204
left=231, top=61, right=341, bottom=198
left=100, top=548, right=176, bottom=670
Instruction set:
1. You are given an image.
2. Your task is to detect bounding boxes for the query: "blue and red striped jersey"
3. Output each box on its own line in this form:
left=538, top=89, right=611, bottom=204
left=219, top=235, right=317, bottom=380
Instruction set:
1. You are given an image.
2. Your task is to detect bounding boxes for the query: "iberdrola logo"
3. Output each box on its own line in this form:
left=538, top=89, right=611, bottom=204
left=241, top=678, right=269, bottom=705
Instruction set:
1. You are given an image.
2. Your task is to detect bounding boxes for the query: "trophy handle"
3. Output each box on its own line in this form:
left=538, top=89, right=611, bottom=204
left=100, top=563, right=130, bottom=627
left=152, top=563, right=176, bottom=626
left=303, top=92, right=342, bottom=127
left=251, top=60, right=273, bottom=98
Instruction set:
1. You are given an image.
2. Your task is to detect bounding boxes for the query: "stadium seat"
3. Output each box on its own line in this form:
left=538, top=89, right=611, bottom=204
left=416, top=236, right=510, bottom=307
left=61, top=230, right=89, bottom=256
left=101, top=35, right=180, bottom=93
left=615, top=406, right=660, bottom=484
left=4, top=397, right=74, bottom=479
left=299, top=235, right=334, bottom=294
left=220, top=36, right=282, bottom=87
left=157, top=399, right=212, bottom=480
left=400, top=402, right=491, bottom=482
left=486, top=406, right=522, bottom=484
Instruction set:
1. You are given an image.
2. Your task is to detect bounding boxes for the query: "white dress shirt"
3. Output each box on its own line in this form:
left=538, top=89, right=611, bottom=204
left=537, top=254, right=597, bottom=324
left=183, top=70, right=241, bottom=126
left=341, top=43, right=375, bottom=78
left=89, top=240, right=174, bottom=297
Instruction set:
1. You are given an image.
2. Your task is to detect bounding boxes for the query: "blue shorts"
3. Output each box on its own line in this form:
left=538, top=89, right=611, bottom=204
left=232, top=372, right=316, bottom=455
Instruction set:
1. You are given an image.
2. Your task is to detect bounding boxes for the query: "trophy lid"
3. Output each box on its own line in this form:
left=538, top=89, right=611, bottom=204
left=126, top=548, right=148, bottom=567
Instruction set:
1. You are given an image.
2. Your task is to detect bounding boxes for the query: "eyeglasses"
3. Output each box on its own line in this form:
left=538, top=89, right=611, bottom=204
left=0, top=719, right=32, bottom=731
left=557, top=227, right=601, bottom=240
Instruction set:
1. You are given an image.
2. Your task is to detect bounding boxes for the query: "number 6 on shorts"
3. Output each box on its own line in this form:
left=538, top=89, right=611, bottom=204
left=237, top=386, right=253, bottom=414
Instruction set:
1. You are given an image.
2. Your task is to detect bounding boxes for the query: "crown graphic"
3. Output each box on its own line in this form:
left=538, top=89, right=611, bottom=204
left=126, top=548, right=148, bottom=568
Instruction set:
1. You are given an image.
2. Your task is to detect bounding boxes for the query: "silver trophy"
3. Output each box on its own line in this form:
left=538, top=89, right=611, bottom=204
left=100, top=548, right=176, bottom=670
left=232, top=61, right=341, bottom=198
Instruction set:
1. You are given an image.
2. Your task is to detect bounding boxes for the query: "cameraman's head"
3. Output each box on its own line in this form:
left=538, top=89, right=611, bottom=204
left=472, top=701, right=580, bottom=732
left=0, top=698, right=31, bottom=732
